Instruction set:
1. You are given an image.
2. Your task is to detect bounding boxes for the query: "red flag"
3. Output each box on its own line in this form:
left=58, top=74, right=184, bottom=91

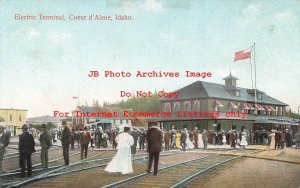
left=234, top=49, right=251, bottom=61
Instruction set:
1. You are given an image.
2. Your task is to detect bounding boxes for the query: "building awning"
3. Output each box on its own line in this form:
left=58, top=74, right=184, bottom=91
left=256, top=104, right=265, bottom=111
left=229, top=101, right=238, bottom=109
left=216, top=100, right=224, bottom=107
left=96, top=119, right=111, bottom=123
left=255, top=118, right=290, bottom=125
left=268, top=105, right=276, bottom=111
left=243, top=103, right=254, bottom=110
left=254, top=116, right=299, bottom=125
left=264, top=105, right=272, bottom=111
left=263, top=105, right=276, bottom=111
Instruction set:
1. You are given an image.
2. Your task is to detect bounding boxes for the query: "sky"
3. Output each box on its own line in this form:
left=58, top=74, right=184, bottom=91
left=0, top=0, right=299, bottom=118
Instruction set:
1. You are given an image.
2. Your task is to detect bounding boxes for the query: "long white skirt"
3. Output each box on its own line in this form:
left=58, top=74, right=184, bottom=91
left=240, top=137, right=248, bottom=146
left=105, top=147, right=133, bottom=174
left=198, top=134, right=203, bottom=148
left=222, top=135, right=227, bottom=144
left=186, top=137, right=194, bottom=149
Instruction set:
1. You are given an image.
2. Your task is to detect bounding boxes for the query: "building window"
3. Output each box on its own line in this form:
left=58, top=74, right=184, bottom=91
left=236, top=91, right=240, bottom=96
left=174, top=104, right=180, bottom=111
left=120, top=120, right=123, bottom=124
left=113, top=119, right=116, bottom=124
left=194, top=102, right=200, bottom=111
left=9, top=114, right=12, bottom=121
left=165, top=103, right=171, bottom=112
left=185, top=103, right=191, bottom=111
left=19, top=115, right=22, bottom=121
left=258, top=93, right=262, bottom=99
left=126, top=119, right=128, bottom=124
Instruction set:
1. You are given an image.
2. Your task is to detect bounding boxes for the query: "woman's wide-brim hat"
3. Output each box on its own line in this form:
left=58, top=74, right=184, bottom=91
left=118, top=124, right=132, bottom=132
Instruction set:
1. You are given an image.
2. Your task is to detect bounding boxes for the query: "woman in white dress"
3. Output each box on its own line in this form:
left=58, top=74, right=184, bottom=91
left=269, top=129, right=276, bottom=150
left=105, top=125, right=134, bottom=174
left=198, top=132, right=203, bottom=148
left=240, top=132, right=248, bottom=149
left=222, top=131, right=227, bottom=145
left=184, top=129, right=194, bottom=149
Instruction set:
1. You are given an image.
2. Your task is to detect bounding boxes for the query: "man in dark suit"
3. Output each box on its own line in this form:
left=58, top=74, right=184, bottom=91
left=275, top=130, right=281, bottom=149
left=61, top=122, right=71, bottom=165
left=180, top=130, right=187, bottom=151
left=193, top=127, right=199, bottom=149
left=164, top=130, right=170, bottom=151
left=170, top=128, right=176, bottom=149
left=202, top=129, right=208, bottom=149
left=130, top=128, right=138, bottom=155
left=80, top=127, right=91, bottom=159
left=138, top=128, right=146, bottom=151
left=146, top=124, right=163, bottom=176
left=230, top=130, right=237, bottom=148
left=18, top=124, right=35, bottom=177
left=0, top=125, right=10, bottom=173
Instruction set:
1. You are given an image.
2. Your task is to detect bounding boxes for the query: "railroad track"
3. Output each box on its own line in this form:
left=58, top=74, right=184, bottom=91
left=1, top=149, right=261, bottom=188
left=103, top=150, right=261, bottom=188
left=3, top=152, right=82, bottom=174
left=4, top=151, right=184, bottom=188
left=0, top=151, right=118, bottom=187
left=3, top=146, right=62, bottom=160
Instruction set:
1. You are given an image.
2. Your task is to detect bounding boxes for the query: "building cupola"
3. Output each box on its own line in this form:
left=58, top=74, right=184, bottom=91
left=223, top=71, right=239, bottom=88
left=223, top=72, right=240, bottom=96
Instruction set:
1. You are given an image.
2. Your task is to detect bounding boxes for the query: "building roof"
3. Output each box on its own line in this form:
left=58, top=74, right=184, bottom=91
left=146, top=113, right=298, bottom=125
left=27, top=115, right=61, bottom=123
left=75, top=106, right=132, bottom=119
left=223, top=73, right=239, bottom=80
left=160, top=80, right=288, bottom=106
left=0, top=108, right=27, bottom=111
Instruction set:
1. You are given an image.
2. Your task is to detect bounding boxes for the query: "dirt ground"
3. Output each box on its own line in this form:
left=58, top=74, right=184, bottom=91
left=188, top=157, right=300, bottom=188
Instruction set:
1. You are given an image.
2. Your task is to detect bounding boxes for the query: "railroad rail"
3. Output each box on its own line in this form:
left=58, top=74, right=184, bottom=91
left=3, top=146, right=62, bottom=160
left=1, top=149, right=262, bottom=188
left=0, top=151, right=117, bottom=187
left=3, top=151, right=181, bottom=188
left=103, top=150, right=261, bottom=188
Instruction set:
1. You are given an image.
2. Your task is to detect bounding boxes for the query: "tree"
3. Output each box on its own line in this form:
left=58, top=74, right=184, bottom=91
left=46, top=122, right=56, bottom=131
left=104, top=92, right=160, bottom=112
left=93, top=99, right=101, bottom=108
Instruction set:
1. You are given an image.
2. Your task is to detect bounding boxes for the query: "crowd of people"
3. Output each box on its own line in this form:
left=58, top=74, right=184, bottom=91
left=0, top=123, right=300, bottom=177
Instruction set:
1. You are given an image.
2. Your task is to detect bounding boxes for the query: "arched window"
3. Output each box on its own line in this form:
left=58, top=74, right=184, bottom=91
left=174, top=104, right=180, bottom=111
left=185, top=102, right=191, bottom=111
left=164, top=103, right=171, bottom=112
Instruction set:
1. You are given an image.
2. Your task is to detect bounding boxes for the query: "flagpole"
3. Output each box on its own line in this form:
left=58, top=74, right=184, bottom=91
left=253, top=43, right=257, bottom=115
left=250, top=45, right=254, bottom=89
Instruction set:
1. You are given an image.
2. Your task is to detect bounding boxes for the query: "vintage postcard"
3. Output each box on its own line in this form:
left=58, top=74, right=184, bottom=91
left=0, top=1, right=299, bottom=188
